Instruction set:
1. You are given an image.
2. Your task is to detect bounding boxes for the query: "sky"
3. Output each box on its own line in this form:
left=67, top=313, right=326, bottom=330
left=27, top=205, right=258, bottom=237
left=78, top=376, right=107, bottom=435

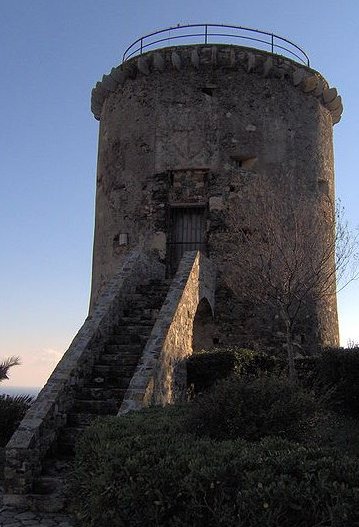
left=0, top=0, right=358, bottom=390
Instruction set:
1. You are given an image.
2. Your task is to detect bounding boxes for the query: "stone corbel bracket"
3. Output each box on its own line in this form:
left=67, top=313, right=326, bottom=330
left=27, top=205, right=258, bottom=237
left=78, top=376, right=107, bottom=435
left=91, top=45, right=343, bottom=125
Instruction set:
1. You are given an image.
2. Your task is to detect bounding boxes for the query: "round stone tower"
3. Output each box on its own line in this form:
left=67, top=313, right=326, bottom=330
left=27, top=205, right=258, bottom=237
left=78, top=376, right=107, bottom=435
left=89, top=25, right=342, bottom=353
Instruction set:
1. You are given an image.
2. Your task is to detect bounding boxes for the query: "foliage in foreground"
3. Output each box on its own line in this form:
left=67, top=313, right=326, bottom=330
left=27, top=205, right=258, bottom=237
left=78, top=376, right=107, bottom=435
left=0, top=394, right=33, bottom=447
left=317, top=347, right=359, bottom=416
left=188, top=346, right=359, bottom=418
left=186, top=374, right=318, bottom=441
left=187, top=347, right=280, bottom=394
left=72, top=406, right=359, bottom=527
left=0, top=356, right=32, bottom=447
left=71, top=349, right=359, bottom=526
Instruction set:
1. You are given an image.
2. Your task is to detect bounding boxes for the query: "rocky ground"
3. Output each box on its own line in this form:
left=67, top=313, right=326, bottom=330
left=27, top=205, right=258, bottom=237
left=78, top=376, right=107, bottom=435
left=0, top=480, right=75, bottom=527
left=0, top=508, right=75, bottom=527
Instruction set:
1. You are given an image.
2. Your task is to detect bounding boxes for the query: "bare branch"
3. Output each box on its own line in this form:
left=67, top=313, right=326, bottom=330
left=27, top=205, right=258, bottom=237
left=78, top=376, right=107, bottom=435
left=224, top=173, right=358, bottom=378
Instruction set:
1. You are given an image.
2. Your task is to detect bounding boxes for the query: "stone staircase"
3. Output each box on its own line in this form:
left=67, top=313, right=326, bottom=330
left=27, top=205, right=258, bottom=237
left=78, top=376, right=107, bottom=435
left=30, top=278, right=170, bottom=512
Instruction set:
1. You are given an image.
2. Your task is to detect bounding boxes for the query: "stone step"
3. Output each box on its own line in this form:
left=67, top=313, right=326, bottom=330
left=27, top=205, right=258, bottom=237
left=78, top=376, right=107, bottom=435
left=127, top=295, right=167, bottom=303
left=123, top=301, right=166, bottom=311
left=136, top=283, right=170, bottom=291
left=142, top=282, right=170, bottom=287
left=96, top=353, right=141, bottom=375
left=88, top=375, right=133, bottom=390
left=75, top=386, right=127, bottom=401
left=98, top=349, right=142, bottom=359
left=33, top=475, right=65, bottom=496
left=67, top=411, right=101, bottom=427
left=134, top=286, right=168, bottom=293
left=122, top=309, right=158, bottom=320
left=42, top=457, right=72, bottom=477
left=126, top=293, right=166, bottom=303
left=92, top=363, right=139, bottom=379
left=104, top=343, right=143, bottom=354
left=73, top=388, right=127, bottom=408
left=124, top=307, right=162, bottom=319
left=143, top=278, right=172, bottom=286
left=116, top=317, right=155, bottom=325
left=113, top=324, right=154, bottom=333
left=92, top=363, right=126, bottom=375
left=123, top=303, right=165, bottom=314
left=108, top=332, right=150, bottom=345
left=73, top=398, right=119, bottom=414
left=28, top=489, right=67, bottom=512
left=97, top=356, right=141, bottom=369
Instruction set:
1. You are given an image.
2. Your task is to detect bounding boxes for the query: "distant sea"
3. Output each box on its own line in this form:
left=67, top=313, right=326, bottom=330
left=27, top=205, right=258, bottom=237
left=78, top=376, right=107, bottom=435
left=0, top=386, right=42, bottom=398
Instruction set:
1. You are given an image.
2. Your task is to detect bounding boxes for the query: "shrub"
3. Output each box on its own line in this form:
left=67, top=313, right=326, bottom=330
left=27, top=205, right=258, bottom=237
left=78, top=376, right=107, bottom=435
left=0, top=356, right=32, bottom=447
left=293, top=356, right=320, bottom=387
left=186, top=374, right=317, bottom=441
left=316, top=347, right=359, bottom=416
left=309, top=410, right=359, bottom=457
left=187, top=347, right=281, bottom=393
left=0, top=394, right=33, bottom=447
left=72, top=408, right=359, bottom=527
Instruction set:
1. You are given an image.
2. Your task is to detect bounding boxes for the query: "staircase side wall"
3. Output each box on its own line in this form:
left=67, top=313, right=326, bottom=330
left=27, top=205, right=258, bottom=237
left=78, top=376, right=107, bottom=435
left=4, top=248, right=165, bottom=507
left=119, top=251, right=216, bottom=413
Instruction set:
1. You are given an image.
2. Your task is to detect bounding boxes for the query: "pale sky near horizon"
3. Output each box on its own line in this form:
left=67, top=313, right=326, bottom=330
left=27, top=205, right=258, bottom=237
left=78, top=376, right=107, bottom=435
left=1, top=0, right=358, bottom=389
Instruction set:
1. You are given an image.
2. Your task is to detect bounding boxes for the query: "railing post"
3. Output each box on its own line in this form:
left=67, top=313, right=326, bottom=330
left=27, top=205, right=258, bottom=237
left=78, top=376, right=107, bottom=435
left=140, top=38, right=143, bottom=55
left=205, top=24, right=208, bottom=44
left=271, top=34, right=274, bottom=54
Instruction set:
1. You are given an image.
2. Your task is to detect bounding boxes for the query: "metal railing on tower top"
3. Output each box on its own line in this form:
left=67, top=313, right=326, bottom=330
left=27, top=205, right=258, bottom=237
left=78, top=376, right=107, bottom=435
left=122, top=24, right=310, bottom=66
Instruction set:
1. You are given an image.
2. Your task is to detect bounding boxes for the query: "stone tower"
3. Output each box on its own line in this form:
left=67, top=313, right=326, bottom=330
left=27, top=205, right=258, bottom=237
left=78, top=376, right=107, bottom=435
left=90, top=25, right=342, bottom=354
left=4, top=25, right=343, bottom=511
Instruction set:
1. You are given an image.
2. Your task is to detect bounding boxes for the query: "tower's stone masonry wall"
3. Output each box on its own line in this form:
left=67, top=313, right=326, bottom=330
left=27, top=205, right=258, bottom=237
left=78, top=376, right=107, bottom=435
left=90, top=44, right=339, bottom=352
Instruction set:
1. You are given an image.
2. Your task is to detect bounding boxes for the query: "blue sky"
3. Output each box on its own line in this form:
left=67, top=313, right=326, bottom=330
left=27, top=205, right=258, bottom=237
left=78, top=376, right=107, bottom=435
left=1, top=0, right=358, bottom=388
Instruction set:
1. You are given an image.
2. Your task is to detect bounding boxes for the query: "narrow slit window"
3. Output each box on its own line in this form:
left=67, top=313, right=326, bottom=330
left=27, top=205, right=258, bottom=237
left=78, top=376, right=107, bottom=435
left=230, top=154, right=257, bottom=170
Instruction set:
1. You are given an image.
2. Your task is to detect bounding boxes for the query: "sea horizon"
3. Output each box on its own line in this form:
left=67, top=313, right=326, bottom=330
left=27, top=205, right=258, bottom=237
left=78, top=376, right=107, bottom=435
left=0, top=385, right=42, bottom=398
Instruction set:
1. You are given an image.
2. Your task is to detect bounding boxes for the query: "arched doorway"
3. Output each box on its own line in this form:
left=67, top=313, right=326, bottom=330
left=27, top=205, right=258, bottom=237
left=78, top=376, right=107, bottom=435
left=192, top=297, right=216, bottom=352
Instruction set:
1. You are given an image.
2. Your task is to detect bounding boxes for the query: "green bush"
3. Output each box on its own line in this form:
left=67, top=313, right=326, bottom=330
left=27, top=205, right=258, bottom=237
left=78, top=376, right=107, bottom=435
left=187, top=347, right=281, bottom=393
left=293, top=356, right=320, bottom=387
left=186, top=374, right=317, bottom=441
left=72, top=408, right=359, bottom=527
left=0, top=394, right=33, bottom=447
left=308, top=410, right=359, bottom=457
left=316, top=348, right=359, bottom=416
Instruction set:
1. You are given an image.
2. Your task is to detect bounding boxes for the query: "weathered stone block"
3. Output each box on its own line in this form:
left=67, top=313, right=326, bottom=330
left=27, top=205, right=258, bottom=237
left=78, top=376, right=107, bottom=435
left=209, top=196, right=224, bottom=211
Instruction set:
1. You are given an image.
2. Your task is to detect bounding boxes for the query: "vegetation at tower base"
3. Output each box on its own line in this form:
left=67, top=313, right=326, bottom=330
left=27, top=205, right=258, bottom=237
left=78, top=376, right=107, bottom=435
left=0, top=356, right=33, bottom=447
left=224, top=173, right=359, bottom=379
left=71, top=347, right=359, bottom=527
left=187, top=347, right=281, bottom=394
left=186, top=375, right=317, bottom=442
left=316, top=346, right=359, bottom=417
left=72, top=408, right=359, bottom=527
left=188, top=346, right=359, bottom=417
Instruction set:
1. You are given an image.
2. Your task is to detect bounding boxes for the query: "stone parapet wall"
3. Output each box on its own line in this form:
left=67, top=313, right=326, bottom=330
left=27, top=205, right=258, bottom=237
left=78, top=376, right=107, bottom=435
left=91, top=45, right=343, bottom=125
left=4, top=248, right=165, bottom=507
left=119, top=250, right=216, bottom=413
